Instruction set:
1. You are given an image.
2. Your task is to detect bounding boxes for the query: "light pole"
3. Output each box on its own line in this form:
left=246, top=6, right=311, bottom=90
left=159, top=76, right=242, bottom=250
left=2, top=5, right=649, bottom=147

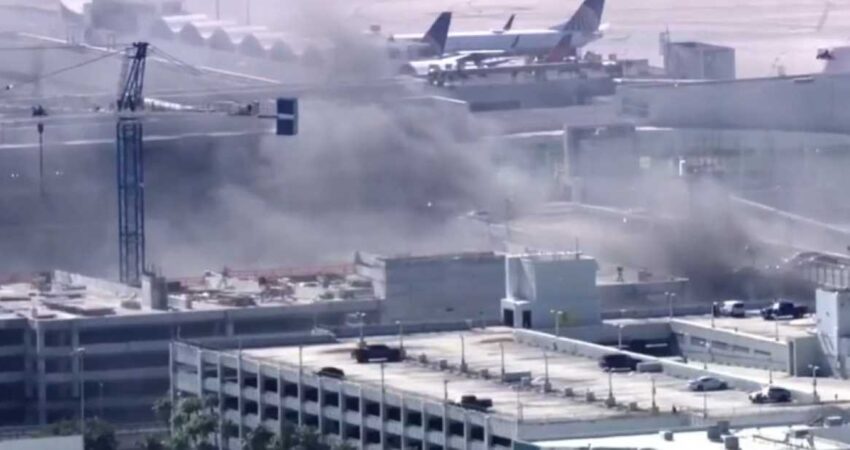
left=73, top=347, right=86, bottom=435
left=651, top=377, right=657, bottom=412
left=543, top=350, right=550, bottom=392
left=37, top=122, right=44, bottom=197
left=768, top=355, right=774, bottom=385
left=443, top=379, right=449, bottom=404
left=499, top=342, right=505, bottom=379
left=550, top=310, right=563, bottom=337
left=774, top=319, right=780, bottom=342
left=607, top=370, right=614, bottom=404
left=810, top=365, right=820, bottom=402
left=395, top=321, right=404, bottom=350
left=711, top=302, right=717, bottom=328
left=667, top=292, right=676, bottom=319
left=354, top=312, right=366, bottom=347
left=617, top=324, right=624, bottom=349
left=459, top=335, right=467, bottom=372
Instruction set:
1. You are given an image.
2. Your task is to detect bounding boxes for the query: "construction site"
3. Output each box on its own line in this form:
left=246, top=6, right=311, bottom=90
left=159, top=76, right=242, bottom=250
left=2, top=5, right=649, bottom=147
left=6, top=0, right=850, bottom=449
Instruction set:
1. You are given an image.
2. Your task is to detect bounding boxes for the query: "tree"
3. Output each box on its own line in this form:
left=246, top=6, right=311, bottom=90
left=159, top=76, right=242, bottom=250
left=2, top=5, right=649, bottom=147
left=85, top=418, right=118, bottom=450
left=169, top=395, right=220, bottom=450
left=138, top=435, right=166, bottom=450
left=243, top=426, right=274, bottom=450
left=292, top=426, right=324, bottom=450
left=152, top=396, right=172, bottom=426
left=45, top=418, right=117, bottom=450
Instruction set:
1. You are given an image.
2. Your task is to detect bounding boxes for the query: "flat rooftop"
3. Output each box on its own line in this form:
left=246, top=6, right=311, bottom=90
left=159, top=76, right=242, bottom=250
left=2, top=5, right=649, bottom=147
left=0, top=268, right=376, bottom=320
left=677, top=313, right=815, bottom=341
left=244, top=327, right=778, bottom=423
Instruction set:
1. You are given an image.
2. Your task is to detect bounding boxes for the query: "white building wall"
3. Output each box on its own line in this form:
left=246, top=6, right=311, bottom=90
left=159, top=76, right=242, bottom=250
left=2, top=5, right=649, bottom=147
left=503, top=253, right=600, bottom=328
left=816, top=289, right=850, bottom=377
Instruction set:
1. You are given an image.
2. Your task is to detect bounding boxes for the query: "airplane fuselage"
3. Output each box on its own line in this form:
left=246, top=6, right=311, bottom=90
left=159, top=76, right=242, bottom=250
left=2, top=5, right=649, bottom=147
left=393, top=29, right=600, bottom=57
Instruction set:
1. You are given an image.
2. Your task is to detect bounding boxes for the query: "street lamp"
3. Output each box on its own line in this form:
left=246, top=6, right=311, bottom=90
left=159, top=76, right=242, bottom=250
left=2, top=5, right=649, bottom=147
left=711, top=302, right=717, bottom=328
left=550, top=310, right=563, bottom=337
left=810, top=365, right=820, bottom=402
left=73, top=347, right=86, bottom=435
left=617, top=324, right=624, bottom=350
left=353, top=312, right=366, bottom=347
left=459, top=335, right=467, bottom=372
left=395, top=321, right=404, bottom=350
left=36, top=122, right=44, bottom=197
left=774, top=319, right=780, bottom=342
left=667, top=292, right=676, bottom=320
left=499, top=342, right=506, bottom=379
left=651, top=377, right=657, bottom=412
left=542, top=350, right=550, bottom=392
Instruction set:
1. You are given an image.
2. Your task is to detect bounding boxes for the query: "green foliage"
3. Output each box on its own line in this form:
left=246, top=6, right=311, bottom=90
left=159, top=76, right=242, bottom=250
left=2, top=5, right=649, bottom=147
left=138, top=436, right=167, bottom=450
left=169, top=395, right=221, bottom=450
left=152, top=396, right=172, bottom=425
left=85, top=418, right=117, bottom=450
left=243, top=426, right=274, bottom=450
left=45, top=418, right=116, bottom=450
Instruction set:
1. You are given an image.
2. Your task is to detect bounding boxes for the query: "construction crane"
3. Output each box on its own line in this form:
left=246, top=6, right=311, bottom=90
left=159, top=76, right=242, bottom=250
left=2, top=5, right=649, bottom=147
left=115, top=42, right=148, bottom=287
left=112, top=42, right=298, bottom=286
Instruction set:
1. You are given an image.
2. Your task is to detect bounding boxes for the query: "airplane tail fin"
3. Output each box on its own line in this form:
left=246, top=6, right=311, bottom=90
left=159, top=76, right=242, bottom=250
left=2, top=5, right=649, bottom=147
left=503, top=14, right=516, bottom=31
left=544, top=34, right=573, bottom=62
left=423, top=12, right=452, bottom=55
left=553, top=0, right=605, bottom=33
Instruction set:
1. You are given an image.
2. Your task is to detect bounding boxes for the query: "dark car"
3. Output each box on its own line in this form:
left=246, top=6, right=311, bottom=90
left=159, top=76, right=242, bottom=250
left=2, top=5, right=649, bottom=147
left=761, top=301, right=808, bottom=320
left=749, top=386, right=792, bottom=404
left=317, top=367, right=345, bottom=379
left=458, top=395, right=493, bottom=412
left=351, top=344, right=404, bottom=363
left=598, top=353, right=641, bottom=372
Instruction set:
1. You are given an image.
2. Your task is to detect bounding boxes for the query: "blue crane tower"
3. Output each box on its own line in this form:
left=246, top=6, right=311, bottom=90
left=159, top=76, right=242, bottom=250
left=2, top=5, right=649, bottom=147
left=115, top=42, right=148, bottom=286
left=111, top=42, right=298, bottom=286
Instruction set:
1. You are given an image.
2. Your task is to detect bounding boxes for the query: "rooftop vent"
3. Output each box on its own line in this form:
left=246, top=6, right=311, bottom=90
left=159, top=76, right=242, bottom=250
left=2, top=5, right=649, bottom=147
left=723, top=435, right=739, bottom=450
left=660, top=430, right=673, bottom=441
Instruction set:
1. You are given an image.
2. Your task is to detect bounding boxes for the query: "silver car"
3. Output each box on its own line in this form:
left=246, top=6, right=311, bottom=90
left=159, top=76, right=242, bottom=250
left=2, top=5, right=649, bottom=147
left=687, top=376, right=728, bottom=391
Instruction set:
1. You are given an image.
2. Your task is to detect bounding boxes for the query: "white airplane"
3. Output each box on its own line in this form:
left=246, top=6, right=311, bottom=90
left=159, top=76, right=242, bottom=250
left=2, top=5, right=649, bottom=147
left=391, top=0, right=605, bottom=57
left=401, top=34, right=576, bottom=77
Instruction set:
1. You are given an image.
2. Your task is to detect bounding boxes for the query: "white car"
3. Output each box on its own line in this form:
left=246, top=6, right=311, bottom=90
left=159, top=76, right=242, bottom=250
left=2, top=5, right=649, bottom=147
left=687, top=376, right=728, bottom=392
left=720, top=300, right=746, bottom=318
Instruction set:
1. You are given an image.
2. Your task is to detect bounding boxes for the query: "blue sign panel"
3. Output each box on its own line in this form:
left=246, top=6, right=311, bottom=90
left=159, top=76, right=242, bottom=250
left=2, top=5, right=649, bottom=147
left=276, top=98, right=298, bottom=136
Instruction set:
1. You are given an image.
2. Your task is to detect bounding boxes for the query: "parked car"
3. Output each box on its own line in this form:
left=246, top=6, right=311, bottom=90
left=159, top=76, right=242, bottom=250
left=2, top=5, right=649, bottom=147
left=761, top=301, right=808, bottom=320
left=748, top=386, right=792, bottom=404
left=351, top=344, right=404, bottom=363
left=687, top=376, right=728, bottom=391
left=598, top=353, right=641, bottom=372
left=720, top=300, right=746, bottom=318
left=457, top=395, right=493, bottom=412
left=317, top=367, right=345, bottom=379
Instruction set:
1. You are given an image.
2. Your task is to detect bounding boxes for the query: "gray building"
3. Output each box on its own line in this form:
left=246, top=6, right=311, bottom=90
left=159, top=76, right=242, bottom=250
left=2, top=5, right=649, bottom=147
left=355, top=252, right=506, bottom=324
left=662, top=40, right=736, bottom=80
left=501, top=252, right=601, bottom=329
left=0, top=269, right=380, bottom=426
left=171, top=328, right=828, bottom=450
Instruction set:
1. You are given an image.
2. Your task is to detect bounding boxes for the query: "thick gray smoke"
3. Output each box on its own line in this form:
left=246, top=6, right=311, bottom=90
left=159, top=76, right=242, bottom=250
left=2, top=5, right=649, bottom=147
left=148, top=98, right=541, bottom=274
left=138, top=0, right=544, bottom=275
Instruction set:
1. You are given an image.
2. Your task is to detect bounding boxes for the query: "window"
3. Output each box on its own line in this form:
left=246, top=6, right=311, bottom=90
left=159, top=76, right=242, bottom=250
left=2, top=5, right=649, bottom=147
left=754, top=350, right=771, bottom=357
left=732, top=345, right=749, bottom=353
left=711, top=341, right=729, bottom=351
left=690, top=336, right=707, bottom=347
